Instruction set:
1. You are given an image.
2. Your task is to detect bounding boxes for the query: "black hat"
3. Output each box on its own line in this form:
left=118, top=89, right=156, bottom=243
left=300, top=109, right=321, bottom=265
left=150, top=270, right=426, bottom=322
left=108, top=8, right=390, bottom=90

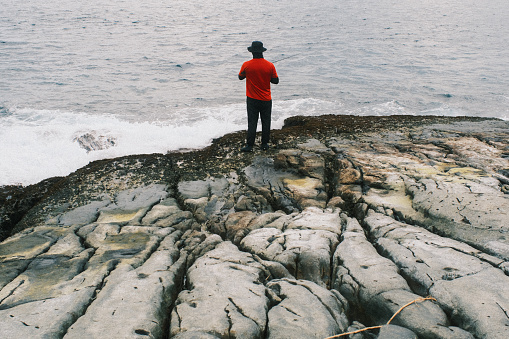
left=247, top=41, right=267, bottom=53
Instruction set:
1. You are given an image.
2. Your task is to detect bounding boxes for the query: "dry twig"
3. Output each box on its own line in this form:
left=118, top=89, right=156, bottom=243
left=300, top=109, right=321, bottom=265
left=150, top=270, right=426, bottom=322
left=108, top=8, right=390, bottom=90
left=324, top=296, right=437, bottom=339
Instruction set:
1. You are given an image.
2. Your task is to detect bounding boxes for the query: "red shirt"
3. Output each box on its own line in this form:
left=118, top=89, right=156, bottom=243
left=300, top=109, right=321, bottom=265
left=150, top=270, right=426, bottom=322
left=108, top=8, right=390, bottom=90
left=239, top=58, right=278, bottom=101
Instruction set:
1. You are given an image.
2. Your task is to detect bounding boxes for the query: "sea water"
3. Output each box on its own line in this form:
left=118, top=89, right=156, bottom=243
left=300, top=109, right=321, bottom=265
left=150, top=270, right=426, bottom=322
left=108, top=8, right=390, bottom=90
left=1, top=0, right=508, bottom=186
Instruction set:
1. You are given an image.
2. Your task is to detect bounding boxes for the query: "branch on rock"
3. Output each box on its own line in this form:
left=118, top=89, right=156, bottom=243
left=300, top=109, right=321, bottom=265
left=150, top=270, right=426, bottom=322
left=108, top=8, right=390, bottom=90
left=324, top=297, right=437, bottom=338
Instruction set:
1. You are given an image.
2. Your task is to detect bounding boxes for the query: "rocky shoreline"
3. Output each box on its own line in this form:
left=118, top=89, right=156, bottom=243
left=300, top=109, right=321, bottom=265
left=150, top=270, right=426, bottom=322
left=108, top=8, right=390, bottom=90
left=1, top=115, right=508, bottom=338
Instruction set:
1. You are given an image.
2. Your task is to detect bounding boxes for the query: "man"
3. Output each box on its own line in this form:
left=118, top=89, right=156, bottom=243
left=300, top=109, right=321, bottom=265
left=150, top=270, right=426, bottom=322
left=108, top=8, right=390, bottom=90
left=238, top=41, right=279, bottom=152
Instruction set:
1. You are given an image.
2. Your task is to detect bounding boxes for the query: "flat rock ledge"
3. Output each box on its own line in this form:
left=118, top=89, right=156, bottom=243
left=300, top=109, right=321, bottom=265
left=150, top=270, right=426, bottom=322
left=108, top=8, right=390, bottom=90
left=1, top=115, right=509, bottom=339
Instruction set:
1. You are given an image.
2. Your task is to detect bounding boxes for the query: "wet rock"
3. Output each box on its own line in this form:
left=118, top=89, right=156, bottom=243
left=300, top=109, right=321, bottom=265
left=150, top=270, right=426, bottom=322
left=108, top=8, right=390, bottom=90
left=244, top=156, right=327, bottom=211
left=1, top=115, right=508, bottom=338
left=275, top=148, right=326, bottom=180
left=73, top=132, right=116, bottom=153
left=65, top=230, right=185, bottom=338
left=96, top=184, right=168, bottom=225
left=0, top=186, right=188, bottom=338
left=0, top=226, right=97, bottom=337
left=57, top=199, right=111, bottom=226
left=0, top=177, right=62, bottom=241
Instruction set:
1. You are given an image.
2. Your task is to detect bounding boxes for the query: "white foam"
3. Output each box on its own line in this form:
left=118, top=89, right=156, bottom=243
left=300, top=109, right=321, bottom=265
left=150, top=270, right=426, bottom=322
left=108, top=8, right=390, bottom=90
left=0, top=98, right=343, bottom=186
left=344, top=100, right=408, bottom=116
left=3, top=98, right=498, bottom=187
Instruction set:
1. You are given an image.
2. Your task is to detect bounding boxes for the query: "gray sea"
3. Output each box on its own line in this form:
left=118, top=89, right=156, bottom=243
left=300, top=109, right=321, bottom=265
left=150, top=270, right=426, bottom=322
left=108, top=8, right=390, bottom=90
left=1, top=0, right=508, bottom=185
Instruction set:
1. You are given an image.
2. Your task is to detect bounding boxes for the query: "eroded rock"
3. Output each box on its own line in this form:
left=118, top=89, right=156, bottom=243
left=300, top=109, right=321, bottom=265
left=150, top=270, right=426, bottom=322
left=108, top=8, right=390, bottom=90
left=170, top=241, right=270, bottom=338
left=1, top=116, right=508, bottom=338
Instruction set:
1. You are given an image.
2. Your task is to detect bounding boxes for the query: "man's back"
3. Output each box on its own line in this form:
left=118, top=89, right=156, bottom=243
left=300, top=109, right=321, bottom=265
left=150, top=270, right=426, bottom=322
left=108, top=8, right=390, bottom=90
left=239, top=58, right=278, bottom=101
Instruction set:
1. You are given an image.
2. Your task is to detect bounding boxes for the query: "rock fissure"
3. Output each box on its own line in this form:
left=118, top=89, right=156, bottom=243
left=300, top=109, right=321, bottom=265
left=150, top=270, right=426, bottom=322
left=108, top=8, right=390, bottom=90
left=323, top=153, right=340, bottom=203
left=60, top=259, right=122, bottom=336
left=0, top=280, right=25, bottom=309
left=228, top=296, right=260, bottom=328
left=496, top=302, right=509, bottom=320
left=281, top=304, right=300, bottom=317
left=334, top=261, right=366, bottom=292
left=225, top=303, right=233, bottom=338
left=299, top=282, right=343, bottom=328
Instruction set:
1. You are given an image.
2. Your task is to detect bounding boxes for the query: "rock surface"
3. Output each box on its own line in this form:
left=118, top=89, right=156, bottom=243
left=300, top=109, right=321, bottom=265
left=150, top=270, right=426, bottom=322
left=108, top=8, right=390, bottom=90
left=1, top=115, right=509, bottom=338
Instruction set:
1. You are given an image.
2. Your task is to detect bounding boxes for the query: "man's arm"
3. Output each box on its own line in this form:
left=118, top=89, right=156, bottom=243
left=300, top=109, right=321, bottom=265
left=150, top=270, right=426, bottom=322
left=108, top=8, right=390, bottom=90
left=271, top=77, right=279, bottom=84
left=239, top=65, right=246, bottom=80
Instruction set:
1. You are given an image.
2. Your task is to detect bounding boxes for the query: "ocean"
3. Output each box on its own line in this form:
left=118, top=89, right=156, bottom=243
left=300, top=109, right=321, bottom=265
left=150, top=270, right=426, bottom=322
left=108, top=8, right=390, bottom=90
left=1, top=0, right=508, bottom=186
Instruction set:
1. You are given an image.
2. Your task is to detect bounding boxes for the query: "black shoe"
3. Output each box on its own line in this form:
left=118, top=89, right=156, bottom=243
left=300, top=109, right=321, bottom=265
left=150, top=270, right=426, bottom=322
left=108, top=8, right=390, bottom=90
left=261, top=144, right=269, bottom=151
left=241, top=145, right=253, bottom=152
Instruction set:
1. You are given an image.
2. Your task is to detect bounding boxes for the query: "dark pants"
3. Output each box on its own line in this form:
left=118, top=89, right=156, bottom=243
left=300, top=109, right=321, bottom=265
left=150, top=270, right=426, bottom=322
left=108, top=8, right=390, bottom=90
left=246, top=97, right=272, bottom=146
